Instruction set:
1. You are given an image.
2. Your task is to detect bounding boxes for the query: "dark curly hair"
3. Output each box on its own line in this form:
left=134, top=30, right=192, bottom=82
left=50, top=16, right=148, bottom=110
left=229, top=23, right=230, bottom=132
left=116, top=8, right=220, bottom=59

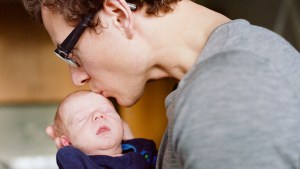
left=23, top=0, right=181, bottom=26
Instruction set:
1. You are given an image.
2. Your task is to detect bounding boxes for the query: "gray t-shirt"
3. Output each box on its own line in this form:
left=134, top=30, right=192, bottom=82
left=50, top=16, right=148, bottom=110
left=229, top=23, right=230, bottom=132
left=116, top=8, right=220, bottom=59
left=157, top=19, right=300, bottom=169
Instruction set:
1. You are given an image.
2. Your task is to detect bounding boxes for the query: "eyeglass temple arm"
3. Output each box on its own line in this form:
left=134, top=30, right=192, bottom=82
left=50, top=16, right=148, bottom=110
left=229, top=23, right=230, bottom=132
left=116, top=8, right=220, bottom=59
left=58, top=14, right=94, bottom=54
left=58, top=3, right=136, bottom=53
left=127, top=2, right=137, bottom=11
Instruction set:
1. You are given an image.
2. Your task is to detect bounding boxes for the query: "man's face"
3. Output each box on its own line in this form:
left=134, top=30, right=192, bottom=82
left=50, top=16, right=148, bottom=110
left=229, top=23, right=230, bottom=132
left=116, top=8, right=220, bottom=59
left=60, top=92, right=124, bottom=155
left=41, top=6, right=150, bottom=106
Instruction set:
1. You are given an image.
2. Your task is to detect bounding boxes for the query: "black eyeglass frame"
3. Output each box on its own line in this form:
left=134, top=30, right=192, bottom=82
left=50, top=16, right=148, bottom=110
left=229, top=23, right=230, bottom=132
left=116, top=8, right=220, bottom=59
left=54, top=13, right=94, bottom=67
left=54, top=3, right=137, bottom=67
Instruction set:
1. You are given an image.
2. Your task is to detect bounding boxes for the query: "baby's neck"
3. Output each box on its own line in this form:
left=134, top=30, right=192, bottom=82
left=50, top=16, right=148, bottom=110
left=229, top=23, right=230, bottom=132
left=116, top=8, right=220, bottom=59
left=112, top=153, right=124, bottom=157
left=87, top=145, right=123, bottom=156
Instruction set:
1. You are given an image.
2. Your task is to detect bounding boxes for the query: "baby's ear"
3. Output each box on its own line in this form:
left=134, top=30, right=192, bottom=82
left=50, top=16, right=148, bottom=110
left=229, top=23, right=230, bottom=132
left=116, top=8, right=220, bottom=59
left=60, top=135, right=72, bottom=146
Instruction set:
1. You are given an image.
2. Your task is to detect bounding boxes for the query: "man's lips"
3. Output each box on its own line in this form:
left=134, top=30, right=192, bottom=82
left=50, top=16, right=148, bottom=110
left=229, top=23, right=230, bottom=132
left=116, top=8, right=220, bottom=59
left=96, top=125, right=111, bottom=135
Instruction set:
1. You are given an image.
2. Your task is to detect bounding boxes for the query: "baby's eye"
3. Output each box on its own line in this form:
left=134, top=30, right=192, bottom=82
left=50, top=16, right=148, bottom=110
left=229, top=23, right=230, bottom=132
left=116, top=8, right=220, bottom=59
left=74, top=115, right=87, bottom=124
left=75, top=119, right=84, bottom=125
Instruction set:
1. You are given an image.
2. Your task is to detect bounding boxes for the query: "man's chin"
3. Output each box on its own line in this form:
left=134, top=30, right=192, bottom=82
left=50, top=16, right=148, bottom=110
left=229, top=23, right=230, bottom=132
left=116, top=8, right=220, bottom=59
left=117, top=97, right=139, bottom=107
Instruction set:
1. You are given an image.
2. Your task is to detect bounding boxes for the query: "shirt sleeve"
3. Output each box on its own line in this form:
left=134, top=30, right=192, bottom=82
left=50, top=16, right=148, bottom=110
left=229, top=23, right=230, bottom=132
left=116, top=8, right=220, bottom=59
left=172, top=51, right=300, bottom=169
left=56, top=146, right=99, bottom=169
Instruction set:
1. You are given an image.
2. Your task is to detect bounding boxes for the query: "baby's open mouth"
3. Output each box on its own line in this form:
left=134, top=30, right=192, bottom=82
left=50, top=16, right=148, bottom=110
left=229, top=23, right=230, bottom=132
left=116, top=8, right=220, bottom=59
left=96, top=125, right=111, bottom=135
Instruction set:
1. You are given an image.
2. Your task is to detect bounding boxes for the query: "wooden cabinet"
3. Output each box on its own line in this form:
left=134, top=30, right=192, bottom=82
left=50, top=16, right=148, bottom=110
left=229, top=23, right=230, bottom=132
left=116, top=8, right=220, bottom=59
left=121, top=79, right=175, bottom=147
left=0, top=2, right=86, bottom=103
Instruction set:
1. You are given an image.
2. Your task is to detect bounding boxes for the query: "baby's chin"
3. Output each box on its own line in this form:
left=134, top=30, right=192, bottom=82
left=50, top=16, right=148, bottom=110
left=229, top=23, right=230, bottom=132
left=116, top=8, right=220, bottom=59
left=76, top=139, right=119, bottom=154
left=84, top=145, right=123, bottom=156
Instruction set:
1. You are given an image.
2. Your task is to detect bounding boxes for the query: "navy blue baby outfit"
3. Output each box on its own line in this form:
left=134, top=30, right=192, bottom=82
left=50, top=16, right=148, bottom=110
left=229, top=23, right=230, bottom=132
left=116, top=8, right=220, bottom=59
left=56, top=138, right=157, bottom=169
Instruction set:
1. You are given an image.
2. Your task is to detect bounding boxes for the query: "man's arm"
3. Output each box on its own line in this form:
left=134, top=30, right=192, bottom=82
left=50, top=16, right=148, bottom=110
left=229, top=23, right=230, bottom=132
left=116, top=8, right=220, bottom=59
left=173, top=51, right=300, bottom=168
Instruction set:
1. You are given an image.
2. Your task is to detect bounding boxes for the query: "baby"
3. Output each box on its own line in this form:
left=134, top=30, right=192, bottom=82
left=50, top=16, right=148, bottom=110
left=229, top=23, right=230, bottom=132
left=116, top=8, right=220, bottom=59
left=53, top=90, right=157, bottom=169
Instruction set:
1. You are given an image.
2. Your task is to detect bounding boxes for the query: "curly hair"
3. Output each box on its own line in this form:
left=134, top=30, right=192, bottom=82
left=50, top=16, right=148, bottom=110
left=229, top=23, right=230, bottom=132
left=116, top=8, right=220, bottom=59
left=23, top=0, right=181, bottom=26
left=53, top=106, right=67, bottom=137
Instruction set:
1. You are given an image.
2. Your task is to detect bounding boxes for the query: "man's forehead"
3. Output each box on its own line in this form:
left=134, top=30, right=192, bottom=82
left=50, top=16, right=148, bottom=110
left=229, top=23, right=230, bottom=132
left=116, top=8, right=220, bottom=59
left=41, top=6, right=74, bottom=45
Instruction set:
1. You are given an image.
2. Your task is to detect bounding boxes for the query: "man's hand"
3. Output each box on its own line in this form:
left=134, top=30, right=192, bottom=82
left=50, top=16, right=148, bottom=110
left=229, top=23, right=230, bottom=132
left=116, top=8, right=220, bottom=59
left=45, top=125, right=63, bottom=149
left=122, top=120, right=134, bottom=140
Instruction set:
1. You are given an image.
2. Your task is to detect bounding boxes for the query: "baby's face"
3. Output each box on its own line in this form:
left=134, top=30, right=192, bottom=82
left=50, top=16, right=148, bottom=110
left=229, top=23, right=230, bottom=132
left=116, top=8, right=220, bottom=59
left=60, top=92, right=123, bottom=155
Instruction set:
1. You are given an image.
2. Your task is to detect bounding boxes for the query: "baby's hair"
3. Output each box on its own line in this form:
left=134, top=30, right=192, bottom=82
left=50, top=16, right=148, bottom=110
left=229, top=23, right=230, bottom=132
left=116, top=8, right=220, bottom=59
left=53, top=90, right=92, bottom=137
left=53, top=104, right=66, bottom=137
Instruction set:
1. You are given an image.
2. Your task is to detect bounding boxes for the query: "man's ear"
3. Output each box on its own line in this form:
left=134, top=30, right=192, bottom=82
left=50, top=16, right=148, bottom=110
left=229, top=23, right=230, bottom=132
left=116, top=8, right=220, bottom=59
left=60, top=135, right=72, bottom=146
left=103, top=0, right=134, bottom=38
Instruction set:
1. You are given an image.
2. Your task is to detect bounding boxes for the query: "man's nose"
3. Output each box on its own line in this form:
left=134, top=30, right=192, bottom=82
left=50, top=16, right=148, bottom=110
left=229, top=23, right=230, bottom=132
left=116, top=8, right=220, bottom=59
left=69, top=66, right=89, bottom=86
left=93, top=112, right=106, bottom=121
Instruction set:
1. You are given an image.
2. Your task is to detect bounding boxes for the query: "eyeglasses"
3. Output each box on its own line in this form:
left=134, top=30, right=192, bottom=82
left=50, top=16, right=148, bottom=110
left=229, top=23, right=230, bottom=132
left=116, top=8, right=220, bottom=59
left=54, top=3, right=137, bottom=67
left=54, top=13, right=94, bottom=67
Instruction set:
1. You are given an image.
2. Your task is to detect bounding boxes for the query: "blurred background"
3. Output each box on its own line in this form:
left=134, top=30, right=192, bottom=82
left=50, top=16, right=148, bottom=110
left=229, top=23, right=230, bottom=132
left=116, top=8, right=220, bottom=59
left=0, top=0, right=299, bottom=168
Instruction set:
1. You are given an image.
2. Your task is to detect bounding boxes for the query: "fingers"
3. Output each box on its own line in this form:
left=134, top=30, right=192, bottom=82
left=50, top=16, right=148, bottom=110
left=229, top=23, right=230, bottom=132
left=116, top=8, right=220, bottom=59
left=54, top=137, right=63, bottom=149
left=45, top=125, right=56, bottom=139
left=122, top=120, right=134, bottom=140
left=45, top=125, right=63, bottom=149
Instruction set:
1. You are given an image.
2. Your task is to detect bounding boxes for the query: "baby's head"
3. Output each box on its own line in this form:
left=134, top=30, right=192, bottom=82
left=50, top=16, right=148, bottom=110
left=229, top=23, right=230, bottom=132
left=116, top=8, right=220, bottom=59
left=54, top=90, right=124, bottom=155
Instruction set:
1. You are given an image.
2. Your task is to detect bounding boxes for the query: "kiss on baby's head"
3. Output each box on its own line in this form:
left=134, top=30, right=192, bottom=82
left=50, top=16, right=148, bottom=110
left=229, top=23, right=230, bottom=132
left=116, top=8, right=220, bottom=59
left=53, top=90, right=124, bottom=156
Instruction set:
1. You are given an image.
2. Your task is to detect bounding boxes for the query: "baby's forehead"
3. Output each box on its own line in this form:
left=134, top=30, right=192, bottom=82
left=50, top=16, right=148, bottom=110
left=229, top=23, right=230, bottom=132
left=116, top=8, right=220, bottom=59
left=68, top=91, right=108, bottom=101
left=60, top=92, right=113, bottom=114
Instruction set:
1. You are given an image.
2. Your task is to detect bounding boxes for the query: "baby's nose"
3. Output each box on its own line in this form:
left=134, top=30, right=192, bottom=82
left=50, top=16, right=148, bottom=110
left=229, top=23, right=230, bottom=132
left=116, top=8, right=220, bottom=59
left=93, top=112, right=106, bottom=121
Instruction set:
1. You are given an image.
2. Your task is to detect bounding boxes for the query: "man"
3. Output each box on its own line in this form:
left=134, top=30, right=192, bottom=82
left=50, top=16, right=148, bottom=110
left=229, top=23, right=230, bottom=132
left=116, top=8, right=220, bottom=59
left=23, top=0, right=300, bottom=168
